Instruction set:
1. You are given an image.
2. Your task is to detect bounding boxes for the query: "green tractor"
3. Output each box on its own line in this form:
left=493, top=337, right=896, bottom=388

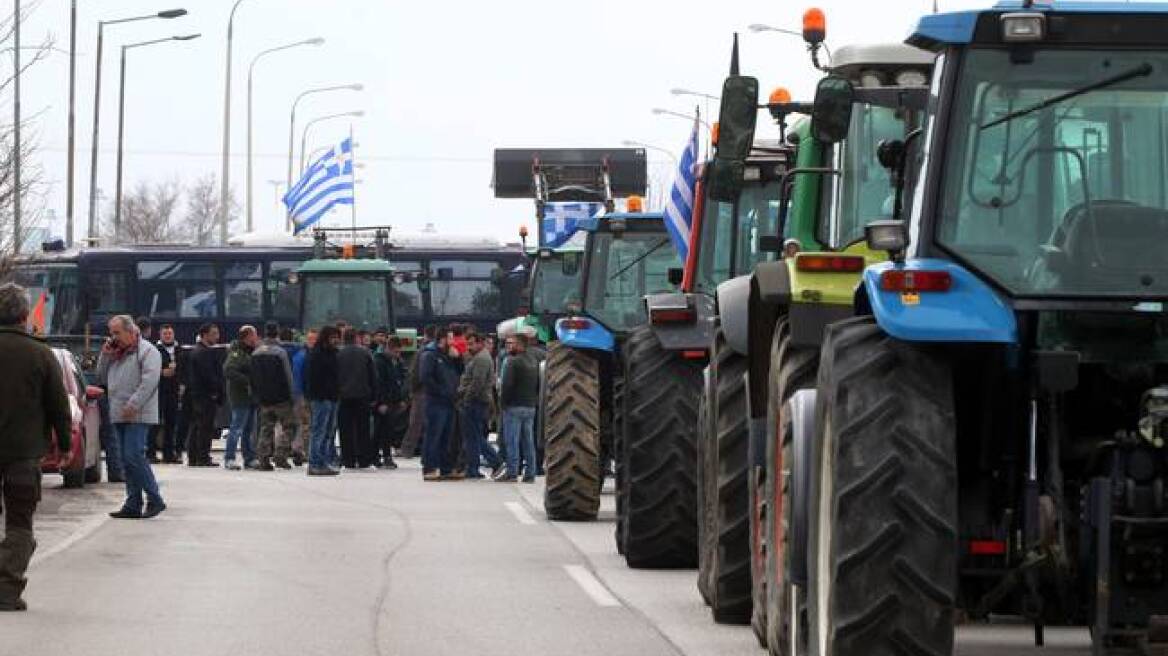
left=697, top=29, right=934, bottom=649
left=296, top=227, right=419, bottom=351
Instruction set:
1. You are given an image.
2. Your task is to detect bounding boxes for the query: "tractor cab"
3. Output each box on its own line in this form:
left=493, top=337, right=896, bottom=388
left=519, top=243, right=585, bottom=343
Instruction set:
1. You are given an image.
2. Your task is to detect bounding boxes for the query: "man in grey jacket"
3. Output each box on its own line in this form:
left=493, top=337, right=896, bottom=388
left=458, top=334, right=500, bottom=479
left=96, top=315, right=166, bottom=519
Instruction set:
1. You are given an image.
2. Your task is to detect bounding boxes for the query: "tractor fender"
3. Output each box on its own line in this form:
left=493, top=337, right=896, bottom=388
left=555, top=316, right=616, bottom=352
left=743, top=266, right=788, bottom=421
left=714, top=274, right=754, bottom=356
left=785, top=388, right=818, bottom=588
left=644, top=292, right=716, bottom=352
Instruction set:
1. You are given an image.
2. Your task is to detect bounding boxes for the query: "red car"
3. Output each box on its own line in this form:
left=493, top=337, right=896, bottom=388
left=40, top=348, right=103, bottom=488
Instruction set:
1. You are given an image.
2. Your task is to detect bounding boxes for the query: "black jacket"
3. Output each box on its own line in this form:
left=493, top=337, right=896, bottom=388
left=305, top=347, right=339, bottom=402
left=250, top=339, right=294, bottom=405
left=375, top=351, right=408, bottom=405
left=419, top=344, right=459, bottom=404
left=156, top=340, right=179, bottom=396
left=0, top=327, right=73, bottom=461
left=337, top=345, right=376, bottom=402
left=189, top=342, right=225, bottom=403
left=500, top=351, right=539, bottom=409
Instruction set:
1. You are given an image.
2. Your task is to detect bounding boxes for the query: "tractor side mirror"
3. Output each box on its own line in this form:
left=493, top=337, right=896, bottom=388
left=715, top=75, right=760, bottom=161
left=811, top=76, right=854, bottom=145
left=668, top=268, right=684, bottom=286
left=707, top=159, right=745, bottom=203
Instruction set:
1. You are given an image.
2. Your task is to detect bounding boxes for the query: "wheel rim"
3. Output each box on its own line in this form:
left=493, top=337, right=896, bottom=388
left=815, top=416, right=834, bottom=656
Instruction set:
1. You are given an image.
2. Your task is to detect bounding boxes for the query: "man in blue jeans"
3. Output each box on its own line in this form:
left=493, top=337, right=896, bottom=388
left=305, top=326, right=341, bottom=476
left=419, top=331, right=459, bottom=481
left=222, top=326, right=259, bottom=470
left=96, top=315, right=166, bottom=519
left=498, top=333, right=539, bottom=483
left=457, top=334, right=501, bottom=479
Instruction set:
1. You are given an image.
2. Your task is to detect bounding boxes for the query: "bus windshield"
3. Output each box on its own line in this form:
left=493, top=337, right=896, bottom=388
left=938, top=49, right=1168, bottom=297
left=583, top=231, right=676, bottom=333
left=302, top=274, right=390, bottom=331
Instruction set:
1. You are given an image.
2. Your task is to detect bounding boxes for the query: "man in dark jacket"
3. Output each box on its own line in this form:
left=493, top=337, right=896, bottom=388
left=251, top=321, right=297, bottom=470
left=458, top=333, right=501, bottom=479
left=223, top=326, right=259, bottom=470
left=187, top=323, right=223, bottom=467
left=156, top=324, right=182, bottom=463
left=399, top=325, right=436, bottom=459
left=498, top=333, right=540, bottom=483
left=419, top=331, right=459, bottom=480
left=373, top=337, right=408, bottom=469
left=305, top=325, right=341, bottom=476
left=337, top=329, right=377, bottom=469
left=0, top=283, right=73, bottom=611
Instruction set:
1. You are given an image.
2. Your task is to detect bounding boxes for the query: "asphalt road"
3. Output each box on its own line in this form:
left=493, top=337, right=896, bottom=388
left=3, top=460, right=1094, bottom=656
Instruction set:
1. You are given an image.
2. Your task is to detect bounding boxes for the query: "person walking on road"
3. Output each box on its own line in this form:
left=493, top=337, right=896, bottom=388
left=0, top=283, right=73, bottom=611
left=156, top=324, right=182, bottom=464
left=96, top=315, right=167, bottom=518
left=291, top=329, right=317, bottom=466
left=337, top=329, right=378, bottom=470
left=399, top=325, right=436, bottom=459
left=251, top=321, right=298, bottom=470
left=223, top=326, right=260, bottom=471
left=188, top=324, right=223, bottom=467
left=458, top=333, right=501, bottom=479
left=305, top=326, right=341, bottom=476
left=373, top=336, right=408, bottom=469
left=419, top=329, right=459, bottom=481
left=499, top=333, right=540, bottom=483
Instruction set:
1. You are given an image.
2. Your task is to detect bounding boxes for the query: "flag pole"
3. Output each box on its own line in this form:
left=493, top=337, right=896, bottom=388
left=349, top=125, right=357, bottom=230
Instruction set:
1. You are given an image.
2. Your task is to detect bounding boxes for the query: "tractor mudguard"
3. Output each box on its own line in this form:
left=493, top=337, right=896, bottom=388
left=714, top=275, right=754, bottom=356
left=787, top=302, right=852, bottom=348
left=752, top=260, right=792, bottom=307
left=555, top=316, right=616, bottom=352
left=785, top=388, right=817, bottom=588
left=644, top=292, right=716, bottom=351
left=861, top=259, right=1018, bottom=344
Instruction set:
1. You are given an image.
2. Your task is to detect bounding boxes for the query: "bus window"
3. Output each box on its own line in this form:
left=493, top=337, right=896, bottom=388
left=13, top=265, right=82, bottom=334
left=137, top=261, right=218, bottom=319
left=392, top=261, right=423, bottom=319
left=87, top=269, right=131, bottom=315
left=428, top=259, right=501, bottom=317
left=223, top=261, right=263, bottom=318
left=267, top=261, right=303, bottom=320
left=429, top=260, right=497, bottom=278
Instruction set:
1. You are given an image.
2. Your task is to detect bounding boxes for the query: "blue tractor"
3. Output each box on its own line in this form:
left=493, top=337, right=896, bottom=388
left=753, top=3, right=1168, bottom=654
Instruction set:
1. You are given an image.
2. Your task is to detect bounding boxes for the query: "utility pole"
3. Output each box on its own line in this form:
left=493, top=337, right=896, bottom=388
left=66, top=0, right=76, bottom=247
left=13, top=0, right=21, bottom=255
left=218, top=0, right=247, bottom=245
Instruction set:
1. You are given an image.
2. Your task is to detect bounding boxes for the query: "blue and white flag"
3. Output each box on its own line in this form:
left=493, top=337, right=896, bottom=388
left=284, top=137, right=354, bottom=234
left=542, top=202, right=603, bottom=248
left=663, top=117, right=700, bottom=263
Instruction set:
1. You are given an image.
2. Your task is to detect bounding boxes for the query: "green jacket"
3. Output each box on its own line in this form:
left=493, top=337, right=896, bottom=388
left=0, top=326, right=72, bottom=462
left=223, top=340, right=255, bottom=408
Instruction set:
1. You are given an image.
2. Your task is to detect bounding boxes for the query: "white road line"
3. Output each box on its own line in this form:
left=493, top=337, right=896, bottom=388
left=29, top=513, right=109, bottom=568
left=504, top=501, right=536, bottom=525
left=563, top=564, right=622, bottom=608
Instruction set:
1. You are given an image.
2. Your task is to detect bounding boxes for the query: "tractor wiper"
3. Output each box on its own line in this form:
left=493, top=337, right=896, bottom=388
left=980, top=63, right=1153, bottom=131
left=609, top=238, right=671, bottom=281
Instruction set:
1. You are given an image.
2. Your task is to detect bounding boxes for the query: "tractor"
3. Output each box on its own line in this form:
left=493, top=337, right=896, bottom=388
left=756, top=3, right=1168, bottom=655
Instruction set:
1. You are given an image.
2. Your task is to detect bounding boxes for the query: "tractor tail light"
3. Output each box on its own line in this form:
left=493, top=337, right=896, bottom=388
left=968, top=540, right=1007, bottom=556
left=880, top=270, right=952, bottom=293
left=560, top=318, right=592, bottom=331
left=795, top=254, right=865, bottom=273
left=650, top=308, right=697, bottom=325
left=682, top=350, right=706, bottom=360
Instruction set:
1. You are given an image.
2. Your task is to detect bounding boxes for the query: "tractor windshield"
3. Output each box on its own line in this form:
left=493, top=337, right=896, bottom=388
left=583, top=231, right=677, bottom=332
left=530, top=252, right=582, bottom=314
left=823, top=103, right=909, bottom=248
left=694, top=180, right=782, bottom=292
left=302, top=274, right=390, bottom=331
left=937, top=49, right=1168, bottom=297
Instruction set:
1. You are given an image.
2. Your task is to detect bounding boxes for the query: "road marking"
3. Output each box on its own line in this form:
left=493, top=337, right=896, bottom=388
left=504, top=501, right=536, bottom=525
left=563, top=564, right=622, bottom=608
left=29, top=513, right=109, bottom=568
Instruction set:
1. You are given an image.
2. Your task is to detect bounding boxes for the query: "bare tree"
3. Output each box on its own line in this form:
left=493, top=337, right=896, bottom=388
left=106, top=180, right=184, bottom=244
left=184, top=173, right=239, bottom=245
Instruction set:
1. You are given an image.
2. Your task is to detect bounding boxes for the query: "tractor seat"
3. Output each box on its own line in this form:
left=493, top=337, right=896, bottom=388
left=1055, top=200, right=1168, bottom=291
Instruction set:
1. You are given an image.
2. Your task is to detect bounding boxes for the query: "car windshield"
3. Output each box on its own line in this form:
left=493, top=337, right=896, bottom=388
left=302, top=274, right=390, bottom=331
left=583, top=230, right=677, bottom=332
left=937, top=49, right=1168, bottom=297
left=531, top=253, right=582, bottom=314
left=694, top=180, right=781, bottom=291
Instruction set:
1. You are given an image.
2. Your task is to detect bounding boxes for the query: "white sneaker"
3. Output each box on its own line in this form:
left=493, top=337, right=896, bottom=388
left=224, top=460, right=241, bottom=471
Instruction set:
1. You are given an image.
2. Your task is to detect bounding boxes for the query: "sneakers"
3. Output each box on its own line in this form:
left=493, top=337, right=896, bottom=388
left=273, top=457, right=292, bottom=470
left=256, top=459, right=275, bottom=472
left=109, top=508, right=142, bottom=519
left=292, top=453, right=305, bottom=467
left=0, top=598, right=27, bottom=612
left=446, top=470, right=467, bottom=481
left=307, top=466, right=339, bottom=476
left=379, top=460, right=399, bottom=470
left=142, top=502, right=167, bottom=519
left=224, top=460, right=242, bottom=471
left=423, top=470, right=442, bottom=481
left=244, top=459, right=262, bottom=471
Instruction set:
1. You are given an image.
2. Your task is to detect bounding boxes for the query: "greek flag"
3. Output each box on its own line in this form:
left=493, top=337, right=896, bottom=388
left=284, top=137, right=354, bottom=234
left=542, top=202, right=603, bottom=248
left=663, top=117, right=700, bottom=263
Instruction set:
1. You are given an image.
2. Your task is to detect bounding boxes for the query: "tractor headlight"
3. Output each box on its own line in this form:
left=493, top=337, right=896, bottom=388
left=865, top=220, right=908, bottom=255
left=1001, top=12, right=1045, bottom=43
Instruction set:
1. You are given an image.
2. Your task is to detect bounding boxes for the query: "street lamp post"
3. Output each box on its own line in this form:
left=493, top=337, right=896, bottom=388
left=651, top=107, right=712, bottom=131
left=621, top=139, right=679, bottom=167
left=245, top=38, right=324, bottom=233
left=66, top=0, right=75, bottom=247
left=86, top=8, right=187, bottom=244
left=217, top=0, right=247, bottom=246
left=284, top=83, right=363, bottom=230
left=114, top=34, right=201, bottom=242
left=299, top=110, right=364, bottom=174
left=747, top=23, right=802, bottom=37
left=13, top=0, right=20, bottom=254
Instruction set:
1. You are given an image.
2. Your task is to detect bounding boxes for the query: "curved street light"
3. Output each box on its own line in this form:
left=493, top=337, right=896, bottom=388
left=218, top=0, right=250, bottom=245
left=621, top=139, right=679, bottom=167
left=651, top=107, right=712, bottom=131
left=245, top=37, right=324, bottom=231
left=670, top=87, right=720, bottom=102
left=747, top=23, right=802, bottom=37
left=284, top=83, right=363, bottom=228
left=299, top=110, right=364, bottom=173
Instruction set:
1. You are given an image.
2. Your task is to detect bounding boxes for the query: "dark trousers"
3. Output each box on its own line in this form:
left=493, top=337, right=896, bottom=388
left=460, top=400, right=498, bottom=477
left=338, top=399, right=373, bottom=468
left=374, top=405, right=406, bottom=464
left=174, top=388, right=192, bottom=458
left=422, top=399, right=455, bottom=474
left=0, top=459, right=40, bottom=604
left=158, top=389, right=179, bottom=460
left=189, top=397, right=219, bottom=465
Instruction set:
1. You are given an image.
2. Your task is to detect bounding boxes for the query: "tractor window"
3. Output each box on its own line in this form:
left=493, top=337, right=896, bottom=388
left=530, top=254, right=582, bottom=315
left=825, top=104, right=906, bottom=248
left=583, top=231, right=676, bottom=332
left=694, top=199, right=734, bottom=292
left=302, top=275, right=390, bottom=332
left=734, top=181, right=781, bottom=273
left=937, top=49, right=1168, bottom=297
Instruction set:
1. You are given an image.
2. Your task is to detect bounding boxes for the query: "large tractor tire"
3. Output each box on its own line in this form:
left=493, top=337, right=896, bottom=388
left=696, top=371, right=716, bottom=605
left=701, top=327, right=752, bottom=624
left=613, top=376, right=627, bottom=556
left=543, top=343, right=603, bottom=521
left=764, top=319, right=819, bottom=655
left=619, top=324, right=702, bottom=568
left=806, top=317, right=957, bottom=656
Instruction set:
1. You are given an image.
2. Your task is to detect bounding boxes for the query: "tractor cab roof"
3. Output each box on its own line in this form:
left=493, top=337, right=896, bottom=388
left=828, top=43, right=935, bottom=82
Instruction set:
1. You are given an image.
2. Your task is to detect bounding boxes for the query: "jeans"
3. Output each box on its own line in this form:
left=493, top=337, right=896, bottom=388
left=97, top=395, right=123, bottom=479
left=309, top=400, right=338, bottom=469
left=423, top=399, right=455, bottom=474
left=460, top=400, right=498, bottom=477
left=225, top=405, right=256, bottom=464
left=114, top=423, right=164, bottom=512
left=503, top=406, right=537, bottom=480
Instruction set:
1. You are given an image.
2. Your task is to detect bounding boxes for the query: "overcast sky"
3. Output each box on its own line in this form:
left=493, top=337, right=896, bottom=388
left=15, top=0, right=989, bottom=245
